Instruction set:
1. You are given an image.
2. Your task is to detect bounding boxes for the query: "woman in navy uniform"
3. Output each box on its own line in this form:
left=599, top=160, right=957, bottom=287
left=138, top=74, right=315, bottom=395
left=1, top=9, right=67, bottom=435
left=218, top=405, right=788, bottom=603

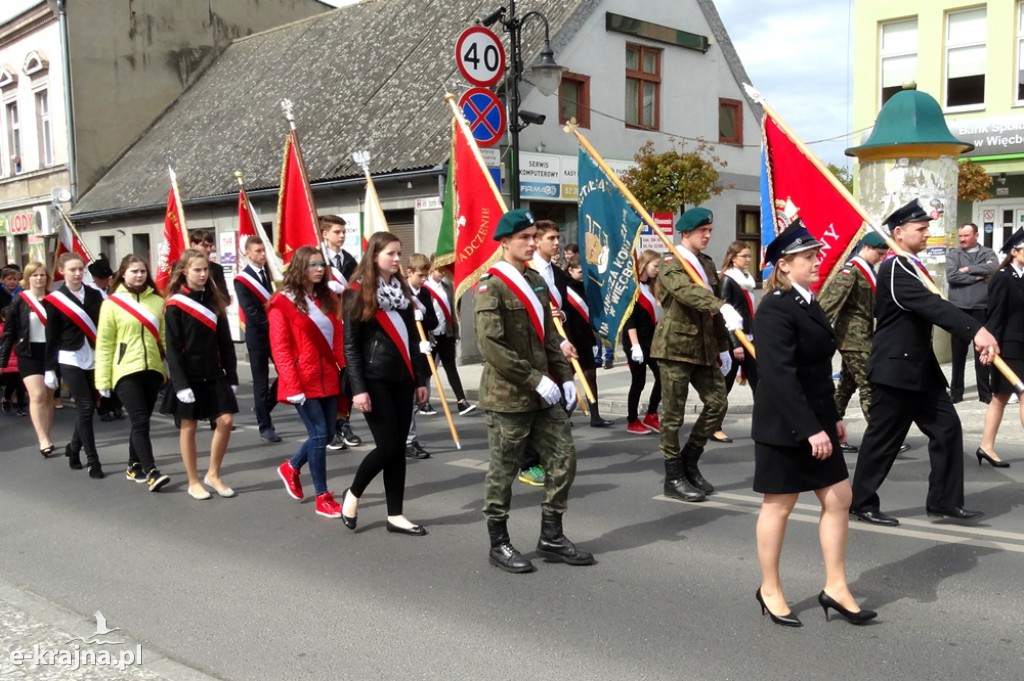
left=976, top=228, right=1024, bottom=467
left=752, top=222, right=876, bottom=627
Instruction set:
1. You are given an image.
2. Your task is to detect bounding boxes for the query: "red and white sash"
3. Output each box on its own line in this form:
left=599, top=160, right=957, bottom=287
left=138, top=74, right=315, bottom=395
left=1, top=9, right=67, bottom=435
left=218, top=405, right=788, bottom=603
left=375, top=309, right=413, bottom=378
left=528, top=258, right=563, bottom=309
left=675, top=245, right=711, bottom=289
left=566, top=287, right=589, bottom=324
left=88, top=283, right=109, bottom=300
left=167, top=293, right=218, bottom=332
left=849, top=256, right=877, bottom=293
left=636, top=282, right=662, bottom=324
left=18, top=291, right=47, bottom=326
left=424, top=280, right=453, bottom=326
left=235, top=270, right=271, bottom=304
left=45, top=290, right=97, bottom=342
left=110, top=293, right=163, bottom=353
left=284, top=292, right=340, bottom=371
left=488, top=260, right=545, bottom=344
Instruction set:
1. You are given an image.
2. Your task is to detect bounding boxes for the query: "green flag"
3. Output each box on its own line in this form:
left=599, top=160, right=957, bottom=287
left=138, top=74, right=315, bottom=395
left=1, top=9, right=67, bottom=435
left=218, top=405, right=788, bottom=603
left=433, top=123, right=456, bottom=268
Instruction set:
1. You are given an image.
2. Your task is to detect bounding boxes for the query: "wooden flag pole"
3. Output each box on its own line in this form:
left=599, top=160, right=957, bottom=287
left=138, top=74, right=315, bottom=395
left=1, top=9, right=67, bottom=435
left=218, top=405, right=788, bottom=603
left=234, top=171, right=284, bottom=284
left=745, top=85, right=1023, bottom=396
left=280, top=99, right=327, bottom=260
left=167, top=165, right=190, bottom=246
left=550, top=305, right=596, bottom=404
left=57, top=208, right=96, bottom=261
left=565, top=120, right=756, bottom=360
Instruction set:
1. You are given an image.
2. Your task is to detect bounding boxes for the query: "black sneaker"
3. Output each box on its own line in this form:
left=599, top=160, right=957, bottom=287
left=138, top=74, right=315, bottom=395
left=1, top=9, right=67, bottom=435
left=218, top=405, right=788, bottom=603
left=340, top=420, right=362, bottom=447
left=326, top=431, right=348, bottom=451
left=126, top=462, right=147, bottom=483
left=457, top=400, right=477, bottom=416
left=146, top=469, right=171, bottom=492
left=405, top=441, right=431, bottom=459
left=418, top=402, right=437, bottom=416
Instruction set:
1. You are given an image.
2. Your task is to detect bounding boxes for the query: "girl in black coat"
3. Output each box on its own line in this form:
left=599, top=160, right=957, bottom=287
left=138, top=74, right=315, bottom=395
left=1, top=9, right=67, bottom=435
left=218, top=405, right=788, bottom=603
left=751, top=224, right=875, bottom=627
left=622, top=249, right=662, bottom=433
left=161, top=249, right=238, bottom=500
left=713, top=241, right=759, bottom=442
left=977, top=229, right=1024, bottom=467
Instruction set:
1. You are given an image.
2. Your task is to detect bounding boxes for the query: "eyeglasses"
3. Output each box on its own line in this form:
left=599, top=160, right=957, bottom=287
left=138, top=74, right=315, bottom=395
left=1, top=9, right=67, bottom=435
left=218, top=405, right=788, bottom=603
left=307, top=262, right=327, bottom=269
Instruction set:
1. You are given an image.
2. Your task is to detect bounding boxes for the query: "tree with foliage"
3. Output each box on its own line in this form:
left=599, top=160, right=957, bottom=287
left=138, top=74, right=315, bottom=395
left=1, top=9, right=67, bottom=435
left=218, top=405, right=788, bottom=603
left=958, top=159, right=993, bottom=202
left=621, top=139, right=727, bottom=212
left=826, top=162, right=854, bottom=194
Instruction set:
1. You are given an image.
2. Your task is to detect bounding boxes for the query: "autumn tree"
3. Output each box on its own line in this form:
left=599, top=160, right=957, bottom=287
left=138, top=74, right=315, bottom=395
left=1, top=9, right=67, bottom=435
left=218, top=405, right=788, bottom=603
left=621, top=139, right=727, bottom=213
left=958, top=159, right=993, bottom=202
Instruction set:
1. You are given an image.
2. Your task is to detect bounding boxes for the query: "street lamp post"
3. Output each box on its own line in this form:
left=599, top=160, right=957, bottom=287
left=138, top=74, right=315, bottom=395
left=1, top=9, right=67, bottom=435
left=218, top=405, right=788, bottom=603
left=483, top=1, right=564, bottom=208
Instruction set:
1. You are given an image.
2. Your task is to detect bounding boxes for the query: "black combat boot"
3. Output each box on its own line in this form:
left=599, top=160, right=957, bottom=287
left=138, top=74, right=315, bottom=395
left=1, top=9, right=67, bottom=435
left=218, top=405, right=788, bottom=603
left=86, top=453, right=105, bottom=480
left=536, top=511, right=595, bottom=565
left=681, top=443, right=713, bottom=494
left=66, top=443, right=83, bottom=470
left=664, top=458, right=706, bottom=502
left=488, top=520, right=535, bottom=573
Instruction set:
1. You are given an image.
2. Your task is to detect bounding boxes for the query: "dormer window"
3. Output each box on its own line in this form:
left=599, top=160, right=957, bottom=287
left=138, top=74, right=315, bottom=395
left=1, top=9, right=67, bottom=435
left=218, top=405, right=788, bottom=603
left=22, top=51, right=48, bottom=77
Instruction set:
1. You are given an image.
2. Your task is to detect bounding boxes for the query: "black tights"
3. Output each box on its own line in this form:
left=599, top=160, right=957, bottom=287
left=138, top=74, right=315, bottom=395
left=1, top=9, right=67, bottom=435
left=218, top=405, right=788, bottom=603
left=350, top=379, right=415, bottom=515
left=432, top=334, right=466, bottom=401
left=62, top=365, right=97, bottom=458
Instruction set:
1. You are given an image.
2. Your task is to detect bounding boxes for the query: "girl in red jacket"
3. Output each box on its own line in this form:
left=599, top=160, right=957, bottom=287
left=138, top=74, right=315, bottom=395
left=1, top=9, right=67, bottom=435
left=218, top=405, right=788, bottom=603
left=270, top=246, right=346, bottom=519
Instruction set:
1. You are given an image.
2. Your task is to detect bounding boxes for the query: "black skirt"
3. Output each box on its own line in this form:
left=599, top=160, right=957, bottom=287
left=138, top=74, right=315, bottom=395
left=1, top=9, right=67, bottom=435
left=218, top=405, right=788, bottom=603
left=753, top=429, right=848, bottom=494
left=992, top=357, right=1024, bottom=395
left=160, top=377, right=238, bottom=423
left=17, top=342, right=46, bottom=377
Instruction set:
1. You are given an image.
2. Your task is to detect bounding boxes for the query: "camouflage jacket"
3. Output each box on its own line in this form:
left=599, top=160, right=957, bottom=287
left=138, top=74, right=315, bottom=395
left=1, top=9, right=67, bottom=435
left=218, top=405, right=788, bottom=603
left=817, top=259, right=874, bottom=352
left=474, top=265, right=573, bottom=412
left=650, top=251, right=729, bottom=366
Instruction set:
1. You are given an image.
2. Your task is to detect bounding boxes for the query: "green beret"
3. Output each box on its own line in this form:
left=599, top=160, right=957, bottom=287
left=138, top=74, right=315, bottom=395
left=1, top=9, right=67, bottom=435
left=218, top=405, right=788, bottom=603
left=861, top=231, right=887, bottom=248
left=493, top=208, right=536, bottom=241
left=676, top=207, right=713, bottom=233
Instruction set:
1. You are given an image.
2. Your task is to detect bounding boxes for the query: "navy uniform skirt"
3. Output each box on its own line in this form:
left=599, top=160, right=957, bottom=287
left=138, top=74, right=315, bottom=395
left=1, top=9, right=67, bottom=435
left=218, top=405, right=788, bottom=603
left=753, top=423, right=848, bottom=494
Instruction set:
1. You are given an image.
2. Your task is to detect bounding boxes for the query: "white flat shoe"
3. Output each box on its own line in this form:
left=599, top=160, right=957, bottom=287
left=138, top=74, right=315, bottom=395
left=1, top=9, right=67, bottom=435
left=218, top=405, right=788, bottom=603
left=188, top=486, right=212, bottom=500
left=204, top=476, right=236, bottom=498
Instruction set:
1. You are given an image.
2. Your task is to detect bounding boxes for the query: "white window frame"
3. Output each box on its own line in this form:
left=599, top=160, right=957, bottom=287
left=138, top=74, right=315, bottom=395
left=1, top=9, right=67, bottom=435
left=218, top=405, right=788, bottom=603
left=945, top=7, right=987, bottom=112
left=6, top=100, right=21, bottom=176
left=879, top=18, right=918, bottom=109
left=34, top=86, right=52, bottom=168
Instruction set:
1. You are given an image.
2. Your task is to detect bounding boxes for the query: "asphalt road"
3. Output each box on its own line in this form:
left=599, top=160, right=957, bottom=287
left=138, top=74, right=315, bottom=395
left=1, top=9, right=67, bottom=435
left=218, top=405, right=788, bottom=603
left=1, top=373, right=1023, bottom=681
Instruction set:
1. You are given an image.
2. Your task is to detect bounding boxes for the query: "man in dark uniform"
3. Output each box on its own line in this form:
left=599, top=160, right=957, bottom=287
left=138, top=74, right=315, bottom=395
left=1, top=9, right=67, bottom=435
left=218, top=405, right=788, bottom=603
left=189, top=229, right=229, bottom=299
left=651, top=207, right=745, bottom=502
left=475, top=209, right=594, bottom=573
left=234, top=236, right=280, bottom=442
left=849, top=200, right=999, bottom=526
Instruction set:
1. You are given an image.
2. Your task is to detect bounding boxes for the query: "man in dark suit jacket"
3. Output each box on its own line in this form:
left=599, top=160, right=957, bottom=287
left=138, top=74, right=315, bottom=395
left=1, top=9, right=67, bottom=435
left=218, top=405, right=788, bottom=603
left=850, top=201, right=1000, bottom=526
left=234, top=236, right=279, bottom=442
left=190, top=229, right=229, bottom=299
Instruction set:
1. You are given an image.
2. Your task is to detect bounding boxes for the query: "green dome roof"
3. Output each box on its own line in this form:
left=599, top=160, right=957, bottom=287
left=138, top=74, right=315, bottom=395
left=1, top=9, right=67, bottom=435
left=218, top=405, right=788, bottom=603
left=846, top=88, right=974, bottom=157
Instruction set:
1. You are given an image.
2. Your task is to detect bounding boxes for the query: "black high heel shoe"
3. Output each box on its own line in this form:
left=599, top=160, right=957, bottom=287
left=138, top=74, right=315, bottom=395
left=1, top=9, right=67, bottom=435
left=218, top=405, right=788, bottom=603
left=755, top=588, right=802, bottom=628
left=976, top=448, right=1010, bottom=468
left=40, top=444, right=55, bottom=458
left=340, top=488, right=357, bottom=530
left=818, top=590, right=877, bottom=625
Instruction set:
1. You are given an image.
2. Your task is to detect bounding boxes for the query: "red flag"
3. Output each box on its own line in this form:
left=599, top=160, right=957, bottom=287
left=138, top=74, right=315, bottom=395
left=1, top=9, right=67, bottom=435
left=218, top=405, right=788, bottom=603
left=276, top=130, right=320, bottom=265
left=760, top=113, right=864, bottom=292
left=452, top=118, right=503, bottom=301
left=155, top=187, right=186, bottom=293
left=52, top=211, right=93, bottom=283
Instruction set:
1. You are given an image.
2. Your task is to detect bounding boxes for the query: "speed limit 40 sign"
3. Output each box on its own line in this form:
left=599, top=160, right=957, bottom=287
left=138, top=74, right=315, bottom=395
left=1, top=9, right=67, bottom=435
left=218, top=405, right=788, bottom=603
left=455, top=26, right=506, bottom=88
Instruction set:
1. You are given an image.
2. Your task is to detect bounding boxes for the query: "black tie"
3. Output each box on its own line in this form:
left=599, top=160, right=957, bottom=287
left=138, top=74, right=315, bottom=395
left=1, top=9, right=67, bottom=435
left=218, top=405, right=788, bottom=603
left=259, top=269, right=268, bottom=289
left=334, top=254, right=343, bottom=272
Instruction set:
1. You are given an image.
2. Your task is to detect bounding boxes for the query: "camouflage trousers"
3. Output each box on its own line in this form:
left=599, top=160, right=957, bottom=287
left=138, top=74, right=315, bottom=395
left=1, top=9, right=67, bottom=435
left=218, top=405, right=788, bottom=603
left=835, top=350, right=871, bottom=420
left=658, top=359, right=728, bottom=460
left=482, top=406, right=576, bottom=522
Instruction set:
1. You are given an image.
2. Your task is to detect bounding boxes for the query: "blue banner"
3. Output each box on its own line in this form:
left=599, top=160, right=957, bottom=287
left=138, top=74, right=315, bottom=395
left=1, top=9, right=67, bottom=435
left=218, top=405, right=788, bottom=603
left=576, top=149, right=643, bottom=347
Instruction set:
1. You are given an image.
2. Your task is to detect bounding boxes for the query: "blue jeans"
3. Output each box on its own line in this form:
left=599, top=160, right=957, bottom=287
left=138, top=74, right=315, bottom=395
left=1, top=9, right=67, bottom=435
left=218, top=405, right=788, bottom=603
left=290, top=395, right=338, bottom=496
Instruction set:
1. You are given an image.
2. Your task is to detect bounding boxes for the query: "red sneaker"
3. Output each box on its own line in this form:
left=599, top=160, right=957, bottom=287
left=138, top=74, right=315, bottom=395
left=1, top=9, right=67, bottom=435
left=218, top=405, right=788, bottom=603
left=277, top=461, right=303, bottom=500
left=626, top=420, right=649, bottom=435
left=315, top=491, right=342, bottom=518
left=642, top=412, right=660, bottom=431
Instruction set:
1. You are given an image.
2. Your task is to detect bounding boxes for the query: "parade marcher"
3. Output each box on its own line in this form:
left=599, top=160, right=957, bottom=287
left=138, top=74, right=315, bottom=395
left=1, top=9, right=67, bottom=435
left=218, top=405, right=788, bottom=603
left=564, top=261, right=612, bottom=427
left=319, top=214, right=361, bottom=452
left=1, top=266, right=22, bottom=308
left=752, top=221, right=876, bottom=628
left=270, top=246, right=347, bottom=518
left=44, top=253, right=105, bottom=478
left=976, top=228, right=1024, bottom=468
left=161, top=248, right=239, bottom=500
left=0, top=262, right=54, bottom=455
left=88, top=256, right=125, bottom=423
left=622, top=249, right=662, bottom=435
left=403, top=254, right=438, bottom=459
left=425, top=260, right=475, bottom=415
left=713, top=241, right=759, bottom=443
left=475, top=209, right=594, bottom=573
left=850, top=201, right=999, bottom=526
left=817, top=232, right=889, bottom=452
left=946, top=222, right=998, bottom=403
left=0, top=306, right=27, bottom=415
left=234, top=236, right=280, bottom=443
left=340, top=233, right=430, bottom=535
left=651, top=208, right=745, bottom=502
left=189, top=229, right=230, bottom=300
left=94, top=255, right=171, bottom=492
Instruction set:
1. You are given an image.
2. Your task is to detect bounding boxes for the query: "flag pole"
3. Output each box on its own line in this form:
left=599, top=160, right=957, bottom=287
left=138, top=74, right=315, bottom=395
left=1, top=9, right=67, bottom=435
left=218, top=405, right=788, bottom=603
left=234, top=171, right=284, bottom=284
left=564, top=120, right=756, bottom=360
left=167, top=165, right=190, bottom=246
left=280, top=99, right=324, bottom=254
left=746, top=85, right=1022, bottom=396
left=57, top=208, right=96, bottom=261
left=356, top=151, right=461, bottom=449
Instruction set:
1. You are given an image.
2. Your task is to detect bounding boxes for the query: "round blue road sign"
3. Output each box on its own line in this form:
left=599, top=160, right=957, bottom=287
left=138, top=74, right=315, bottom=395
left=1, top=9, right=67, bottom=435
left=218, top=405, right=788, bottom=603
left=458, top=87, right=505, bottom=148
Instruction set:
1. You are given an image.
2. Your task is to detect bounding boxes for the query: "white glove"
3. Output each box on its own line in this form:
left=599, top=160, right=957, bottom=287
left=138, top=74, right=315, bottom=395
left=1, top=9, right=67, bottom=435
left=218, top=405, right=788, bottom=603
left=98, top=389, right=111, bottom=398
left=286, top=393, right=306, bottom=406
left=176, top=388, right=196, bottom=404
left=327, top=280, right=344, bottom=295
left=44, top=370, right=58, bottom=390
left=535, top=375, right=561, bottom=406
left=561, top=381, right=578, bottom=413
left=414, top=308, right=424, bottom=322
left=418, top=340, right=432, bottom=354
left=630, top=344, right=644, bottom=363
left=719, top=351, right=733, bottom=377
left=719, top=303, right=744, bottom=332
left=231, top=385, right=238, bottom=395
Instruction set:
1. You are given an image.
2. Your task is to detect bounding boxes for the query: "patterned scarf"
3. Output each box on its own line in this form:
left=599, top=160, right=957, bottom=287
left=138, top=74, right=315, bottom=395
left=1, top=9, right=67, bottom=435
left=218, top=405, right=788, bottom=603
left=376, top=275, right=409, bottom=311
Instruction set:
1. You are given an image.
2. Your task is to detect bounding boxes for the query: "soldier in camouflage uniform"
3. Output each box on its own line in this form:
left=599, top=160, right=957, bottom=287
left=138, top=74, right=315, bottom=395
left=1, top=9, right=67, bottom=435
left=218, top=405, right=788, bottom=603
left=474, top=209, right=595, bottom=573
left=651, top=208, right=745, bottom=503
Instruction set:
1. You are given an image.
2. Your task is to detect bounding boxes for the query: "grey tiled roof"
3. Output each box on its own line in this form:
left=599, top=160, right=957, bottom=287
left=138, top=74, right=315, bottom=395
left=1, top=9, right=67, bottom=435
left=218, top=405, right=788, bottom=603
left=73, top=0, right=597, bottom=216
